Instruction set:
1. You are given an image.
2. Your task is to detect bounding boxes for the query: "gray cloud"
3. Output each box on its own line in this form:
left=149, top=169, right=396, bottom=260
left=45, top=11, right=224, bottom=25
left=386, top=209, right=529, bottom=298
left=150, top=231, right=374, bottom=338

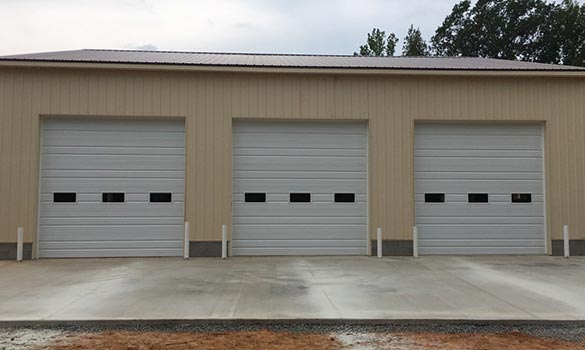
left=0, top=0, right=460, bottom=55
left=128, top=44, right=159, bottom=51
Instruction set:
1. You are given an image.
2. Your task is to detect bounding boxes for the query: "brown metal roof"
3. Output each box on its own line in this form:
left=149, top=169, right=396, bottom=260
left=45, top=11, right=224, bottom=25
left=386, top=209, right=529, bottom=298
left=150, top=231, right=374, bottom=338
left=1, top=49, right=584, bottom=71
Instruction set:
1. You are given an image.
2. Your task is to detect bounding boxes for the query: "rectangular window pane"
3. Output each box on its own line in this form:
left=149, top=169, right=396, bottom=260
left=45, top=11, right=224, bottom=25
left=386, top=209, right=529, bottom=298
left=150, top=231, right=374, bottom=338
left=468, top=193, right=488, bottom=203
left=425, top=193, right=445, bottom=203
left=512, top=193, right=532, bottom=203
left=290, top=193, right=311, bottom=203
left=245, top=193, right=266, bottom=203
left=53, top=192, right=76, bottom=203
left=150, top=192, right=172, bottom=203
left=102, top=192, right=125, bottom=203
left=335, top=193, right=355, bottom=203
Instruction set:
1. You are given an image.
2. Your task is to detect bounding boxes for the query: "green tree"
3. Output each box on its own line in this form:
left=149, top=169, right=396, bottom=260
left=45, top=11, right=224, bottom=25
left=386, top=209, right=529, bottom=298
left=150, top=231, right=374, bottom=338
left=430, top=0, right=585, bottom=66
left=402, top=25, right=429, bottom=56
left=431, top=0, right=474, bottom=57
left=552, top=0, right=585, bottom=66
left=355, top=28, right=399, bottom=56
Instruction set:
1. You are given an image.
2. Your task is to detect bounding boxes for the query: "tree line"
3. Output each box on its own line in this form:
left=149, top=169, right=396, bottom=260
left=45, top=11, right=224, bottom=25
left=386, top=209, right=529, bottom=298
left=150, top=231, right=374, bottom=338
left=355, top=0, right=585, bottom=66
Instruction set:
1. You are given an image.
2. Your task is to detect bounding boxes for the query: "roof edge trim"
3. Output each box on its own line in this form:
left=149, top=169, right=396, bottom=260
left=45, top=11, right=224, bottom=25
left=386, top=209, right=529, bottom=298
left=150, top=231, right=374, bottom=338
left=1, top=60, right=585, bottom=77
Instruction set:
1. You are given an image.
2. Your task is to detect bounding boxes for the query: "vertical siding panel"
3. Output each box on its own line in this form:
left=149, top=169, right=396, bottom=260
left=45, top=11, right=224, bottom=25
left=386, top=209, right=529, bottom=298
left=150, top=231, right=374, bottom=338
left=134, top=75, right=144, bottom=116
left=564, top=81, right=575, bottom=233
left=232, top=77, right=241, bottom=117
left=0, top=72, right=12, bottom=240
left=370, top=79, right=384, bottom=241
left=115, top=74, right=125, bottom=116
left=283, top=77, right=292, bottom=119
left=160, top=75, right=171, bottom=115
left=577, top=81, right=585, bottom=239
left=554, top=80, right=566, bottom=238
left=383, top=79, right=395, bottom=238
left=152, top=75, right=162, bottom=116
left=79, top=73, right=89, bottom=115
left=571, top=81, right=581, bottom=236
left=124, top=74, right=135, bottom=116
left=20, top=74, right=34, bottom=241
left=96, top=75, right=106, bottom=116
left=273, top=77, right=283, bottom=119
left=249, top=77, right=259, bottom=118
left=404, top=82, right=414, bottom=240
left=299, top=77, right=308, bottom=118
left=550, top=79, right=563, bottom=239
left=30, top=73, right=43, bottom=246
left=223, top=77, right=233, bottom=237
left=396, top=78, right=406, bottom=239
left=214, top=77, right=223, bottom=240
left=9, top=73, right=23, bottom=241
left=193, top=76, right=203, bottom=239
left=170, top=76, right=181, bottom=117
left=186, top=77, right=199, bottom=240
left=325, top=77, right=335, bottom=119
left=141, top=74, right=152, bottom=115
left=68, top=74, right=80, bottom=115
left=202, top=76, right=211, bottom=239
left=105, top=74, right=117, bottom=116
left=543, top=83, right=553, bottom=246
left=259, top=76, right=268, bottom=118
left=87, top=73, right=98, bottom=115
left=266, top=76, right=275, bottom=118
left=59, top=71, right=71, bottom=114
left=343, top=78, right=352, bottom=119
left=49, top=72, right=60, bottom=114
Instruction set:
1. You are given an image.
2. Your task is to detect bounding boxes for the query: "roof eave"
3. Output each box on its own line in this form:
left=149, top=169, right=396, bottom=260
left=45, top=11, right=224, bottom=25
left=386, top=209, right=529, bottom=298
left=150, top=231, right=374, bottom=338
left=1, top=60, right=584, bottom=77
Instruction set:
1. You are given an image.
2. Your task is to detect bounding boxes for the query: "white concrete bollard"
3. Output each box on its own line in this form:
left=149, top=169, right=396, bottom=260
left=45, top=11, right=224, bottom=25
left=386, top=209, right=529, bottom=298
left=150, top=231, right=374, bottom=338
left=377, top=227, right=382, bottom=259
left=16, top=227, right=23, bottom=262
left=183, top=222, right=190, bottom=259
left=563, top=224, right=570, bottom=258
left=222, top=225, right=228, bottom=259
left=413, top=226, right=419, bottom=258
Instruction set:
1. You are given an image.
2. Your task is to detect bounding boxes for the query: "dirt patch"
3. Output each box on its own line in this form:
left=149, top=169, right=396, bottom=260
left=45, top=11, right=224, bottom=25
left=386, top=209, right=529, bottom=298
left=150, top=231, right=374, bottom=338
left=29, top=329, right=585, bottom=350
left=365, top=331, right=585, bottom=350
left=46, top=330, right=342, bottom=350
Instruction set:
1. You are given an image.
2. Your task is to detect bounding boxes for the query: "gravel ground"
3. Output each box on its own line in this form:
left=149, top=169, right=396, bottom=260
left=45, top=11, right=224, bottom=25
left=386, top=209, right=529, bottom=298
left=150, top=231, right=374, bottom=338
left=1, top=322, right=584, bottom=349
left=0, top=328, right=63, bottom=350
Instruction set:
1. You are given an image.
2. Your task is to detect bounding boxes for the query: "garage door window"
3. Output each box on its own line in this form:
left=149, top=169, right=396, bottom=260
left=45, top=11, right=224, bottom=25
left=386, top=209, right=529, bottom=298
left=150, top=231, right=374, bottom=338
left=468, top=193, right=489, bottom=203
left=512, top=193, right=532, bottom=203
left=150, top=192, right=172, bottom=203
left=244, top=193, right=266, bottom=203
left=290, top=193, right=311, bottom=203
left=53, top=192, right=77, bottom=203
left=424, top=193, right=445, bottom=203
left=102, top=192, right=125, bottom=203
left=334, top=193, right=356, bottom=203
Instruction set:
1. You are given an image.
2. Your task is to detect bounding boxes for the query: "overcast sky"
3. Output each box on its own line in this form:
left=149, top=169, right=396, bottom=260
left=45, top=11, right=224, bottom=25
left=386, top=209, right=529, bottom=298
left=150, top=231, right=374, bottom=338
left=0, top=0, right=461, bottom=56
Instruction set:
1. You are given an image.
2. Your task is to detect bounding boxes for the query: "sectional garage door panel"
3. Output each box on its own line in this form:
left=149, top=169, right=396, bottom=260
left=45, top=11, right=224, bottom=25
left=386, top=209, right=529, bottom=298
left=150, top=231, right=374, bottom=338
left=414, top=123, right=545, bottom=255
left=39, top=118, right=185, bottom=258
left=232, top=121, right=368, bottom=256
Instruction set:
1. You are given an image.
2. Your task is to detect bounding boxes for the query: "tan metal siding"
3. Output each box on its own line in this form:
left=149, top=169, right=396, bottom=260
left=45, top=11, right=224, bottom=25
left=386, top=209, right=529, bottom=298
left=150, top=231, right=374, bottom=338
left=0, top=68, right=584, bottom=251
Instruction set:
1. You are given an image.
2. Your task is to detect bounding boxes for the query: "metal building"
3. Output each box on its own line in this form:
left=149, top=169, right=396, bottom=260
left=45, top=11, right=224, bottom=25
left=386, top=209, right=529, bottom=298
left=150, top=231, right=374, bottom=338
left=0, top=49, right=584, bottom=259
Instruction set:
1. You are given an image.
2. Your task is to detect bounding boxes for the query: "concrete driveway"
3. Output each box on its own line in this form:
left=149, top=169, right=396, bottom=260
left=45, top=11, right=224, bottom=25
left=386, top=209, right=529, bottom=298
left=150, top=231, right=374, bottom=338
left=0, top=256, right=584, bottom=321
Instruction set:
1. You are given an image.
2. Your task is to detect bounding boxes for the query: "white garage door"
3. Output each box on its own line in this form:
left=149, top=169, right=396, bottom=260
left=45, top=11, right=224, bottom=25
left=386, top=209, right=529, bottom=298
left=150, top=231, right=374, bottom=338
left=232, top=121, right=368, bottom=256
left=39, top=118, right=185, bottom=258
left=415, top=123, right=545, bottom=255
